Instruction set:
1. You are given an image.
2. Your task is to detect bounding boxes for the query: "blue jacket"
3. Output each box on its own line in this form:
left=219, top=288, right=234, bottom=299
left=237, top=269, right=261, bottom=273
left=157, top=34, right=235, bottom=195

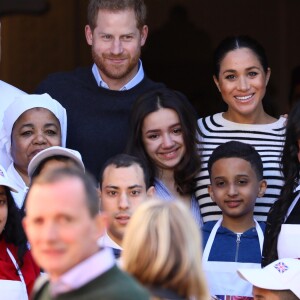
left=202, top=221, right=265, bottom=263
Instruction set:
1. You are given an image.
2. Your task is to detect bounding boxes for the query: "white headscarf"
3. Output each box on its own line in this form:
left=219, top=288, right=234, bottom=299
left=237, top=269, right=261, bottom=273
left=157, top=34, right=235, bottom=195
left=0, top=93, right=67, bottom=168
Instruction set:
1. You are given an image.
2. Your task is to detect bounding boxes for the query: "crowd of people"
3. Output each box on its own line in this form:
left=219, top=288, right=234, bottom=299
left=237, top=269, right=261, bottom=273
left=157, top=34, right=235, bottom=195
left=1, top=0, right=300, bottom=299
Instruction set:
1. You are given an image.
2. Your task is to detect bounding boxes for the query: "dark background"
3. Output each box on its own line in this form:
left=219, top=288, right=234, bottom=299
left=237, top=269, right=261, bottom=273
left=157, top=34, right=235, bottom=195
left=1, top=0, right=300, bottom=117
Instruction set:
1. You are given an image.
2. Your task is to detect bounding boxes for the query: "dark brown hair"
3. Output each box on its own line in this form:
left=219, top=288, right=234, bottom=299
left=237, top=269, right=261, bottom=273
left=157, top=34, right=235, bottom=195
left=87, top=0, right=147, bottom=30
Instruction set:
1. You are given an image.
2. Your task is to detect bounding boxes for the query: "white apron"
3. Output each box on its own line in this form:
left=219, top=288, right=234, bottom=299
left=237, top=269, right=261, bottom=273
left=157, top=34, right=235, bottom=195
left=202, top=218, right=264, bottom=298
left=278, top=192, right=300, bottom=259
left=0, top=248, right=28, bottom=300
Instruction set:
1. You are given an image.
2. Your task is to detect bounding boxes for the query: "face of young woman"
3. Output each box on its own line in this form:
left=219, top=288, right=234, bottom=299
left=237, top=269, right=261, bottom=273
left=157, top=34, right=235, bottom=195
left=214, top=47, right=271, bottom=123
left=142, top=108, right=186, bottom=172
left=11, top=108, right=62, bottom=175
left=0, top=186, right=8, bottom=235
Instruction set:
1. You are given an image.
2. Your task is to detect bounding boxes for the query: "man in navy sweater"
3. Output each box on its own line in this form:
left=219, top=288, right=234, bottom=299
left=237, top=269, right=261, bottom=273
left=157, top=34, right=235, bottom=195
left=36, top=0, right=164, bottom=178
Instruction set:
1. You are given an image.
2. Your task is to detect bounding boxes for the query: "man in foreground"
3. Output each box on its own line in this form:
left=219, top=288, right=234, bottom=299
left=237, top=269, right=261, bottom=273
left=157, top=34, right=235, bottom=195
left=23, top=168, right=149, bottom=299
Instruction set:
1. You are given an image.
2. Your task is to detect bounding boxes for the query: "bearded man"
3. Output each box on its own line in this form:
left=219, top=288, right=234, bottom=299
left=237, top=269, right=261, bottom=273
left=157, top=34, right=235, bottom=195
left=36, top=0, right=164, bottom=178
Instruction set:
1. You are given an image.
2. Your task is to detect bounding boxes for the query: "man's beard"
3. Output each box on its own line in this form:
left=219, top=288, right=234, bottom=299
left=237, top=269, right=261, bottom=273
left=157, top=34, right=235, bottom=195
left=92, top=47, right=140, bottom=80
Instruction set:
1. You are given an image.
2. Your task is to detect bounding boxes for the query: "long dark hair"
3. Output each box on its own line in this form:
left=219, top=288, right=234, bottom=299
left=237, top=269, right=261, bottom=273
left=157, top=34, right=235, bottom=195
left=262, top=101, right=300, bottom=266
left=2, top=187, right=28, bottom=269
left=126, top=87, right=201, bottom=195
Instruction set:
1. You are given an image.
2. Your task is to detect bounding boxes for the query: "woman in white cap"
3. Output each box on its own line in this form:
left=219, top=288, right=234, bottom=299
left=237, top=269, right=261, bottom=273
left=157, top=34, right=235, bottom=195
left=0, top=164, right=40, bottom=299
left=0, top=93, right=67, bottom=208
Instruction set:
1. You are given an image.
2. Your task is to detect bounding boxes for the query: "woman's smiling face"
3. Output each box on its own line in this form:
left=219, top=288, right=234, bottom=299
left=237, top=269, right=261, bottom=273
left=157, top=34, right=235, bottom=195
left=142, top=108, right=186, bottom=172
left=11, top=107, right=62, bottom=175
left=214, top=47, right=270, bottom=123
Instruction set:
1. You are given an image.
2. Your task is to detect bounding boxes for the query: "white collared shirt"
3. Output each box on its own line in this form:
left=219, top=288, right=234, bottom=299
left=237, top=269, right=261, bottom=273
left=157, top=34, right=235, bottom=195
left=98, top=231, right=123, bottom=250
left=92, top=60, right=144, bottom=91
left=50, top=247, right=115, bottom=297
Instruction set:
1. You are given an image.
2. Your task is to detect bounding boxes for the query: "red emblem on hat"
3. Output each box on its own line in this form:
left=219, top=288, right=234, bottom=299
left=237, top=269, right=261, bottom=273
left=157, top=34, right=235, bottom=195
left=274, top=262, right=289, bottom=273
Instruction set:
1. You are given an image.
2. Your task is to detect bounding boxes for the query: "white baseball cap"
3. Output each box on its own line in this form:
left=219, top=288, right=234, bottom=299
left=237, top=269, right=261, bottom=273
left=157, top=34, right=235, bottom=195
left=28, top=146, right=85, bottom=178
left=238, top=258, right=300, bottom=298
left=0, top=165, right=19, bottom=192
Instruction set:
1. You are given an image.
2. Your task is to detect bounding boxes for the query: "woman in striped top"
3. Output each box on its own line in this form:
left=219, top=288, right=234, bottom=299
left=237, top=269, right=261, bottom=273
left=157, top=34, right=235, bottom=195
left=126, top=87, right=203, bottom=227
left=196, top=35, right=285, bottom=223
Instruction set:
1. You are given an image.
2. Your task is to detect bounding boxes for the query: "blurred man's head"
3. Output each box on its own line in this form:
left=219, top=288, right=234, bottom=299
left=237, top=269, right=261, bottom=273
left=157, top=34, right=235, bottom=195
left=23, top=168, right=106, bottom=280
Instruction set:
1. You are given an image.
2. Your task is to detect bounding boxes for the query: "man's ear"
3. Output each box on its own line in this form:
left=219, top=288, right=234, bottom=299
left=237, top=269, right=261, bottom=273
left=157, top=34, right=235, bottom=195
left=207, top=184, right=216, bottom=202
left=146, top=186, right=155, bottom=197
left=140, top=25, right=148, bottom=46
left=85, top=25, right=93, bottom=46
left=258, top=180, right=267, bottom=198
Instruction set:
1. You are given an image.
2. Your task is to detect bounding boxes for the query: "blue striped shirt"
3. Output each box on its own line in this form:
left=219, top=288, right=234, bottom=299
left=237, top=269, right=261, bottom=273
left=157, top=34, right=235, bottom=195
left=154, top=178, right=203, bottom=228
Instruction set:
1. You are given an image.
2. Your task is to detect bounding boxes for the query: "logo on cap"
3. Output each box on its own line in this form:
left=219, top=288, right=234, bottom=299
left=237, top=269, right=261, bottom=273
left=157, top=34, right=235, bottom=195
left=0, top=170, right=4, bottom=177
left=274, top=261, right=289, bottom=273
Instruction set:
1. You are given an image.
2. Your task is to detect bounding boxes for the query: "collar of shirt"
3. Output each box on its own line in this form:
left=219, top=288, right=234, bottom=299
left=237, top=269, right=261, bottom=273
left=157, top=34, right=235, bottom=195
left=91, top=60, right=144, bottom=91
left=98, top=231, right=123, bottom=250
left=50, top=247, right=115, bottom=297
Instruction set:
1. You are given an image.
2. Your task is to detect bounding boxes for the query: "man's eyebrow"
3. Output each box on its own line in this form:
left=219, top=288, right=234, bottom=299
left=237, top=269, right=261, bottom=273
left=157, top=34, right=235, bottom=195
left=128, top=185, right=143, bottom=189
left=104, top=184, right=143, bottom=189
left=104, top=185, right=119, bottom=189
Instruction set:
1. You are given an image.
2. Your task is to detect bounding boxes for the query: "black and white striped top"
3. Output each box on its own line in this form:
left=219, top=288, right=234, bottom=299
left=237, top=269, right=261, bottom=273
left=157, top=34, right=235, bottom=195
left=196, top=112, right=286, bottom=223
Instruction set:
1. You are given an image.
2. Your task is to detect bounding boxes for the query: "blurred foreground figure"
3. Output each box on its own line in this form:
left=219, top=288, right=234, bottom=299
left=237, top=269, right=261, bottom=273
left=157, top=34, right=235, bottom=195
left=24, top=168, right=150, bottom=299
left=122, top=199, right=210, bottom=300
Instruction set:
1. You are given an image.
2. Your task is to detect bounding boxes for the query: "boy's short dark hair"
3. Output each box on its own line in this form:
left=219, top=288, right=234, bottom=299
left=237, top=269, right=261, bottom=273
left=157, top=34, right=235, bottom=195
left=208, top=141, right=263, bottom=180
